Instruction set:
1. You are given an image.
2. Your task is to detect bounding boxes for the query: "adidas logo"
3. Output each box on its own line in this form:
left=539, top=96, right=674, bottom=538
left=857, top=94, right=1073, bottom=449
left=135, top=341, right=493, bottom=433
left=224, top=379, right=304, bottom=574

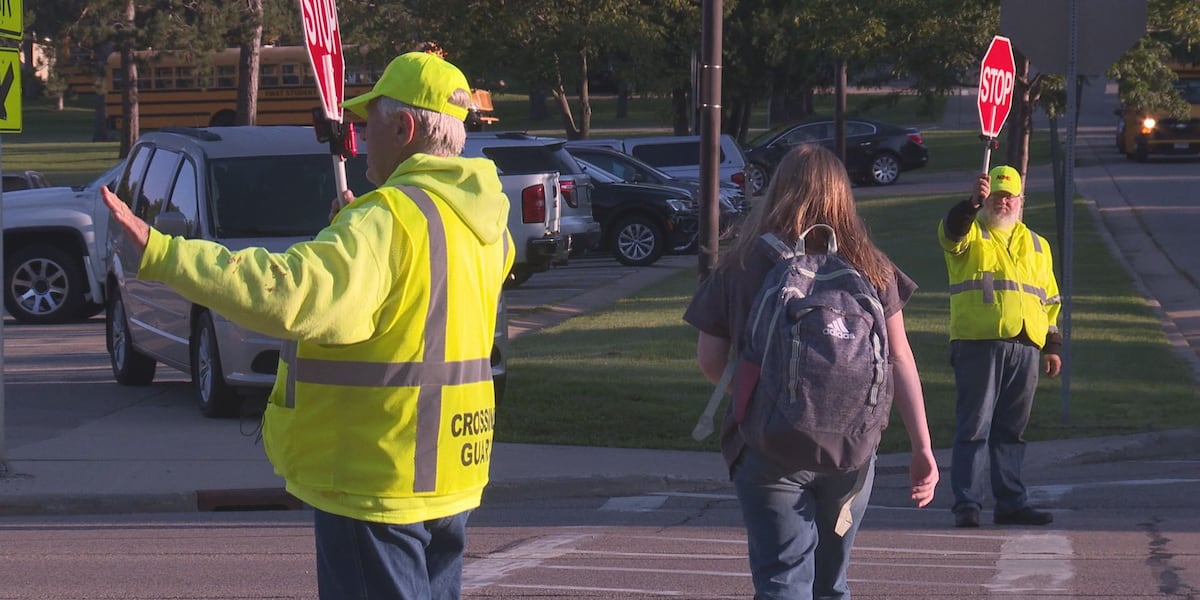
left=823, top=318, right=856, bottom=339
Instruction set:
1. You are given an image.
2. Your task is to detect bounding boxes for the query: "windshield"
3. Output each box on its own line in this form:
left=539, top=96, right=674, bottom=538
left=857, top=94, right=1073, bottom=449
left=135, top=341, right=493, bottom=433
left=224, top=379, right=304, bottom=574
left=209, top=154, right=371, bottom=238
left=1175, top=76, right=1200, bottom=105
left=745, top=122, right=804, bottom=147
left=576, top=159, right=619, bottom=184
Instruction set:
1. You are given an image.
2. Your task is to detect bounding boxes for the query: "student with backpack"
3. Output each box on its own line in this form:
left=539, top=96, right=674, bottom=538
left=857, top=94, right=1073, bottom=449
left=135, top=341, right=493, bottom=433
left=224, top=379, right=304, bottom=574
left=684, top=144, right=939, bottom=600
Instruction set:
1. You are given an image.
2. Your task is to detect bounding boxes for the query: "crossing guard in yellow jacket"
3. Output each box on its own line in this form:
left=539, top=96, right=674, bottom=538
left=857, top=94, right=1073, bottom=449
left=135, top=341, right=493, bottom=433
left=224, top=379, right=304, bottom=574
left=102, top=51, right=514, bottom=599
left=937, top=165, right=1061, bottom=531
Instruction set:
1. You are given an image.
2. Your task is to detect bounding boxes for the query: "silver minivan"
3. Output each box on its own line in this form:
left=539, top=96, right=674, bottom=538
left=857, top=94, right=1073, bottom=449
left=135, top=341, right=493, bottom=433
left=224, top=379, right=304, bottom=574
left=106, top=126, right=508, bottom=416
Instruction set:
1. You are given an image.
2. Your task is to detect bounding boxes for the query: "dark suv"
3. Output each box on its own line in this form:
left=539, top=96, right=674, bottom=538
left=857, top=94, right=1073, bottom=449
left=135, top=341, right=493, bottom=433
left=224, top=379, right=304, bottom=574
left=106, top=126, right=508, bottom=416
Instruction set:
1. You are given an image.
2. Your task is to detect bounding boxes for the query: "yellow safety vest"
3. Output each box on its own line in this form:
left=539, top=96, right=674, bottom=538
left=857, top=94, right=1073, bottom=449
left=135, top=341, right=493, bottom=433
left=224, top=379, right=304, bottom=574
left=938, top=219, right=1061, bottom=347
left=263, top=186, right=510, bottom=524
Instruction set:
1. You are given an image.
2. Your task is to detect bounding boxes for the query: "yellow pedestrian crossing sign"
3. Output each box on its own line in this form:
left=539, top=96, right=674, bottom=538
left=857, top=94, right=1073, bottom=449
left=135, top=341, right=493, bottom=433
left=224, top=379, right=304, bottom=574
left=0, top=0, right=21, bottom=40
left=0, top=48, right=21, bottom=133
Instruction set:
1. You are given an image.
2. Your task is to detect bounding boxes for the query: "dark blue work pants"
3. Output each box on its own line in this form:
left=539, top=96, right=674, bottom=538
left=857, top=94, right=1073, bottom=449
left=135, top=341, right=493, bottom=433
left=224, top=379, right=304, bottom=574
left=949, top=339, right=1040, bottom=515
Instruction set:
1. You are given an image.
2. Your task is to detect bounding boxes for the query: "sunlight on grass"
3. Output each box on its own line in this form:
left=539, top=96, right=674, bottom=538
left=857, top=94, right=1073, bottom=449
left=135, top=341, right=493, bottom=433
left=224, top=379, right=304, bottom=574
left=500, top=188, right=1200, bottom=453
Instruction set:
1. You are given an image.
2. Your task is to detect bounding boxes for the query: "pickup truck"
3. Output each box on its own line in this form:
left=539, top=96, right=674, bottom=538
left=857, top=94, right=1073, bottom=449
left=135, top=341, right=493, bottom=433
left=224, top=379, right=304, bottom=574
left=2, top=163, right=122, bottom=324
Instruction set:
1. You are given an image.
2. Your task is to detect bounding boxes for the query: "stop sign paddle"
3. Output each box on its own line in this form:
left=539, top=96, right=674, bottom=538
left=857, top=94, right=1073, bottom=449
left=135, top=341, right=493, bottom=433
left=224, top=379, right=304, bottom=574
left=300, top=0, right=350, bottom=194
left=977, top=35, right=1016, bottom=171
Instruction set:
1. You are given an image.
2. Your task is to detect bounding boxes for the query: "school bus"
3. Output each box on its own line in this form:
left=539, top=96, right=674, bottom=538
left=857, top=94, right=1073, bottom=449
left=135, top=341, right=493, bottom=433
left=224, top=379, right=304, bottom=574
left=104, top=46, right=379, bottom=131
left=103, top=45, right=499, bottom=132
left=1115, top=61, right=1200, bottom=162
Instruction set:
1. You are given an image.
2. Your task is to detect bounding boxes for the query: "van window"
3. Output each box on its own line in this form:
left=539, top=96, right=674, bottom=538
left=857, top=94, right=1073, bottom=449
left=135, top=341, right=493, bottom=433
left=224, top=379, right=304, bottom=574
left=209, top=154, right=344, bottom=238
left=137, top=149, right=183, bottom=224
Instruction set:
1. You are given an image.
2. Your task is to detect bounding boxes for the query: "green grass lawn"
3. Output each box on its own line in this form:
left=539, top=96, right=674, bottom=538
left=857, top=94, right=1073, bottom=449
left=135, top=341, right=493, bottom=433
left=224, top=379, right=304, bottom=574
left=496, top=190, right=1200, bottom=453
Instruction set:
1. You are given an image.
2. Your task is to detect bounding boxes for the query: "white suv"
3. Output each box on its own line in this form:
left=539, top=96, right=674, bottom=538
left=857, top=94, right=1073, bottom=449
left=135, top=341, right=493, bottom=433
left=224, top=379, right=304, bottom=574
left=106, top=126, right=508, bottom=416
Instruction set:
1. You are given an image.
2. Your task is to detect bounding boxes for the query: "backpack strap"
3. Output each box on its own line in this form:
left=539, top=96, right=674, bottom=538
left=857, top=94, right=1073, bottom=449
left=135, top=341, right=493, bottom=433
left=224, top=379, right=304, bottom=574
left=759, top=226, right=839, bottom=261
left=692, top=355, right=736, bottom=441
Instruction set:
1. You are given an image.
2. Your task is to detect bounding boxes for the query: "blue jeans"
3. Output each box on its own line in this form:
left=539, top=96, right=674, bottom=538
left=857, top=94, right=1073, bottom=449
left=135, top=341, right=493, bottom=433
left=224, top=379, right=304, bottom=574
left=950, top=339, right=1039, bottom=515
left=732, top=446, right=876, bottom=600
left=312, top=508, right=470, bottom=600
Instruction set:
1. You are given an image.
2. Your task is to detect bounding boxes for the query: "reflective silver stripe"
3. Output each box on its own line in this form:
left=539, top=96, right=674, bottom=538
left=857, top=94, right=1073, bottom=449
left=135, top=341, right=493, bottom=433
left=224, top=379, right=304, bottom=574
left=1030, top=231, right=1042, bottom=253
left=282, top=340, right=298, bottom=408
left=402, top=186, right=449, bottom=494
left=1045, top=294, right=1061, bottom=305
left=290, top=357, right=492, bottom=387
left=948, top=277, right=1048, bottom=304
left=979, top=227, right=991, bottom=240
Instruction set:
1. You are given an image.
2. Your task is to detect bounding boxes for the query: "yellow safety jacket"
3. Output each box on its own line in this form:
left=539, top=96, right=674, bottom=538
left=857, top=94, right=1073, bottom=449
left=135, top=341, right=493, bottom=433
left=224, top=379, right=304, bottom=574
left=938, top=218, right=1061, bottom=348
left=138, top=153, right=513, bottom=524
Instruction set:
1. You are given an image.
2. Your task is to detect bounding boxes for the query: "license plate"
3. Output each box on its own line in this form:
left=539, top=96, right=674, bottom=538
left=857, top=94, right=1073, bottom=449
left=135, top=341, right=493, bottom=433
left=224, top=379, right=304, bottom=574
left=1174, top=143, right=1191, bottom=150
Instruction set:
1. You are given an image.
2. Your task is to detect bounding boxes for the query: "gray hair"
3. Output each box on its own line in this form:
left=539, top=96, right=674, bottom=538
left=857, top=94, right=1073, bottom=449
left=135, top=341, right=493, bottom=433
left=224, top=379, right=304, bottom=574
left=372, top=90, right=469, bottom=157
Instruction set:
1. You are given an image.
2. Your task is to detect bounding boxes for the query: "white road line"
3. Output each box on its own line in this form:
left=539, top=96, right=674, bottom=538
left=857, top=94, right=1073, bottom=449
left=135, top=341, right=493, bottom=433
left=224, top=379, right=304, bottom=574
left=649, top=491, right=738, bottom=500
left=567, top=549, right=746, bottom=559
left=985, top=533, right=1074, bottom=594
left=495, top=583, right=690, bottom=597
left=621, top=534, right=744, bottom=545
left=1030, top=478, right=1200, bottom=502
left=543, top=564, right=750, bottom=578
left=601, top=495, right=668, bottom=512
left=462, top=533, right=592, bottom=590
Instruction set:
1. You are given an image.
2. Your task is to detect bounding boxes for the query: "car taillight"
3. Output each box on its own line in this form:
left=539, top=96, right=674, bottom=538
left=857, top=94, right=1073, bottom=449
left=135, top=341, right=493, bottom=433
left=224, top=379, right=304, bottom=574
left=907, top=132, right=924, bottom=145
left=561, top=178, right=578, bottom=208
left=731, top=171, right=746, bottom=190
left=521, top=184, right=547, bottom=224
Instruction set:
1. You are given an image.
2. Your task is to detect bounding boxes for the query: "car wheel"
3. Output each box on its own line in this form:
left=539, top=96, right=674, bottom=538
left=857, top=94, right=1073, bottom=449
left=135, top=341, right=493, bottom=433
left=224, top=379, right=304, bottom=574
left=504, top=266, right=533, bottom=289
left=1134, top=140, right=1149, bottom=163
left=106, top=288, right=156, bottom=385
left=869, top=153, right=901, bottom=186
left=745, top=163, right=770, bottom=195
left=192, top=311, right=242, bottom=418
left=4, top=244, right=88, bottom=324
left=612, top=216, right=664, bottom=267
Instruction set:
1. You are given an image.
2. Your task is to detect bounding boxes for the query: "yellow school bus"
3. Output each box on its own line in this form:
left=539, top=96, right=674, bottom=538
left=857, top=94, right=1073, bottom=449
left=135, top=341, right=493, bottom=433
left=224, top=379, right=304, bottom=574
left=104, top=46, right=379, bottom=131
left=1116, top=62, right=1200, bottom=162
left=104, top=46, right=499, bottom=132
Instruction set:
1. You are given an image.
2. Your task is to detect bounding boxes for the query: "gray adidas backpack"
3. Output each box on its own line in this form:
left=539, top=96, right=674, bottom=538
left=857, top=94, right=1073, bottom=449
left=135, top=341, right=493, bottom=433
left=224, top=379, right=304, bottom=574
left=730, top=225, right=892, bottom=474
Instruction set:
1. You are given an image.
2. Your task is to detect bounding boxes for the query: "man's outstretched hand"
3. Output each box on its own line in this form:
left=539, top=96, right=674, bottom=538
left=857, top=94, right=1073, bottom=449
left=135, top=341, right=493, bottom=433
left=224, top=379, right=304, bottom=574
left=101, top=185, right=150, bottom=253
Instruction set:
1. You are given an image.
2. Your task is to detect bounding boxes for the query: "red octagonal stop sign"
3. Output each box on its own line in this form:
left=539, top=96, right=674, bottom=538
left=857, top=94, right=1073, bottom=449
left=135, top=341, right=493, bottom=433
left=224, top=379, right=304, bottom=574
left=977, top=35, right=1016, bottom=138
left=301, top=0, right=344, bottom=122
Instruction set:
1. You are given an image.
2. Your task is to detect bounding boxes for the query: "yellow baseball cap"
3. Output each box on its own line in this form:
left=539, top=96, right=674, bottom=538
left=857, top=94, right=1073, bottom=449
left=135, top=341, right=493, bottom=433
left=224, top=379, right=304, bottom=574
left=988, top=165, right=1023, bottom=197
left=341, top=52, right=470, bottom=121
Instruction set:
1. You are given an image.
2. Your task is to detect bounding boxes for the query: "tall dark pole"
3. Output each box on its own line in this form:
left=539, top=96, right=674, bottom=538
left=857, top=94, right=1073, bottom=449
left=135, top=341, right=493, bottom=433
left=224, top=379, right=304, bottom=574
left=697, top=0, right=723, bottom=279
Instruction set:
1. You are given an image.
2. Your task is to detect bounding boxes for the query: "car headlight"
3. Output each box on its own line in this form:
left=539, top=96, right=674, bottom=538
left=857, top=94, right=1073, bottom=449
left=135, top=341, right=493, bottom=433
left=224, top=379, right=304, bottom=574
left=1142, top=117, right=1157, bottom=129
left=666, top=198, right=693, bottom=212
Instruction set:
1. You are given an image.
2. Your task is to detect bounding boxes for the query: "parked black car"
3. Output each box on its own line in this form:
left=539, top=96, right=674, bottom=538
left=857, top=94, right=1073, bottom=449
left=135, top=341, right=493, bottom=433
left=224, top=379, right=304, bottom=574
left=566, top=144, right=749, bottom=234
left=575, top=159, right=699, bottom=267
left=742, top=118, right=929, bottom=194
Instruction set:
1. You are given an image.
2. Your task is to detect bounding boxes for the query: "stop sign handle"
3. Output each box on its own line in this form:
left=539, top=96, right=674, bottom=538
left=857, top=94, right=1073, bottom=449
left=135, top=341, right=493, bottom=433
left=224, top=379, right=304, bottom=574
left=980, top=135, right=1000, bottom=174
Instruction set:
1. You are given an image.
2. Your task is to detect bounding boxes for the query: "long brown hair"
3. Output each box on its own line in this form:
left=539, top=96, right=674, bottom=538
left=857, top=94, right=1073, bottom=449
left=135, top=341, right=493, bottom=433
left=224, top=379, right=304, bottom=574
left=721, top=144, right=894, bottom=291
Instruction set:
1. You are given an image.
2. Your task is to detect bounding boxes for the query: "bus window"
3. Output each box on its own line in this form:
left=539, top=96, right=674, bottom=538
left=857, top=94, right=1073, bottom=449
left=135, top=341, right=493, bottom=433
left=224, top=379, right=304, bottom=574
left=260, top=63, right=279, bottom=87
left=175, top=67, right=194, bottom=89
left=217, top=65, right=235, bottom=88
left=154, top=67, right=173, bottom=89
left=281, top=63, right=301, bottom=86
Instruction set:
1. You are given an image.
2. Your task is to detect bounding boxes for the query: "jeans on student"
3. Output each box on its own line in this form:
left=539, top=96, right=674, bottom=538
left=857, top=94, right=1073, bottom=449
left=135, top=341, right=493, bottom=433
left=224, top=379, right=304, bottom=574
left=950, top=339, right=1039, bottom=515
left=312, top=508, right=471, bottom=600
left=732, top=446, right=876, bottom=600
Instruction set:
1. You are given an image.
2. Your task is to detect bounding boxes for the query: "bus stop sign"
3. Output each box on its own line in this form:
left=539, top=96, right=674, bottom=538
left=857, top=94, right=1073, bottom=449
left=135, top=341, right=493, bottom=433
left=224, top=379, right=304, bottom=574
left=978, top=35, right=1016, bottom=138
left=300, top=0, right=344, bottom=121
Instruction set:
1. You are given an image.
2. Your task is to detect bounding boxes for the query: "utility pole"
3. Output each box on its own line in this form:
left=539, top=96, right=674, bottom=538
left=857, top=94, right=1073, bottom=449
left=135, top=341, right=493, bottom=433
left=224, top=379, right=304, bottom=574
left=697, top=0, right=722, bottom=279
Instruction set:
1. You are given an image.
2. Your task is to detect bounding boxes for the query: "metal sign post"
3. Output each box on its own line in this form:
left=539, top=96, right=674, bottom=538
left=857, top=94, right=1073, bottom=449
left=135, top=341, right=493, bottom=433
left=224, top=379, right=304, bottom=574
left=0, top=0, right=24, bottom=477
